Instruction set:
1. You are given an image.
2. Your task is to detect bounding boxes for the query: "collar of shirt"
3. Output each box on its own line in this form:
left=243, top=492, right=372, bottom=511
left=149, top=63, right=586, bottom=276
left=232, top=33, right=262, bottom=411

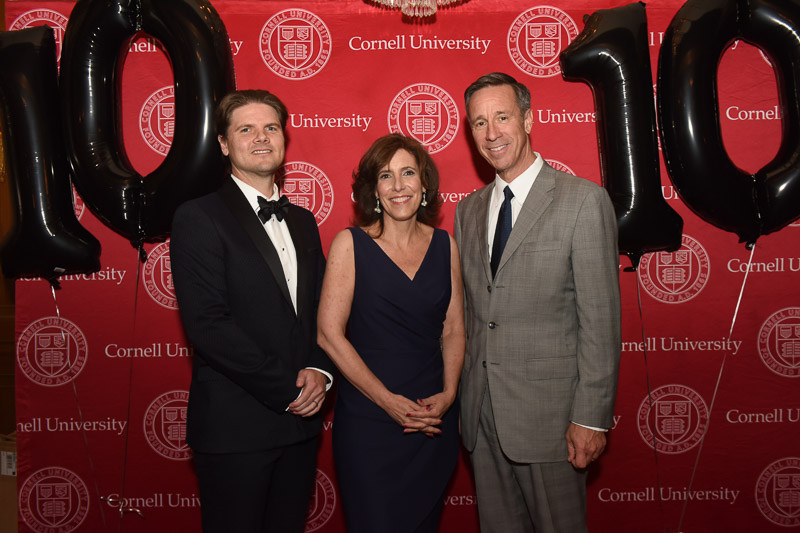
left=490, top=152, right=544, bottom=214
left=230, top=175, right=281, bottom=215
left=487, top=153, right=544, bottom=253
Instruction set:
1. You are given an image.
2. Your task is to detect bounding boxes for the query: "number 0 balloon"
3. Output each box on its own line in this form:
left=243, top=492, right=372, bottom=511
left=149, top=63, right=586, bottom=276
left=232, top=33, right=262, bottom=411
left=658, top=0, right=800, bottom=244
left=60, top=0, right=236, bottom=248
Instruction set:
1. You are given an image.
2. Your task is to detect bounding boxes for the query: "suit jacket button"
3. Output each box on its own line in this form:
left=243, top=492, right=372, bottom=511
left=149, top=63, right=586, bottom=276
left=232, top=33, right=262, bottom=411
left=482, top=361, right=487, bottom=368
left=487, top=285, right=492, bottom=292
left=488, top=321, right=496, bottom=329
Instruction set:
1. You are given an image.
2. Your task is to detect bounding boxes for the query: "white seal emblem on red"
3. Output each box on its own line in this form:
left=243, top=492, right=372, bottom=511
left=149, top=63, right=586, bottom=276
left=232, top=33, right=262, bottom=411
left=507, top=6, right=579, bottom=78
left=143, top=242, right=178, bottom=310
left=758, top=307, right=800, bottom=378
left=139, top=86, right=175, bottom=156
left=637, top=384, right=709, bottom=454
left=10, top=10, right=69, bottom=62
left=279, top=161, right=334, bottom=225
left=638, top=234, right=710, bottom=304
left=388, top=83, right=459, bottom=154
left=143, top=390, right=192, bottom=461
left=72, top=186, right=86, bottom=220
left=545, top=159, right=576, bottom=176
left=755, top=457, right=800, bottom=527
left=17, top=317, right=88, bottom=387
left=19, top=467, right=90, bottom=533
left=304, top=468, right=336, bottom=532
left=260, top=9, right=332, bottom=80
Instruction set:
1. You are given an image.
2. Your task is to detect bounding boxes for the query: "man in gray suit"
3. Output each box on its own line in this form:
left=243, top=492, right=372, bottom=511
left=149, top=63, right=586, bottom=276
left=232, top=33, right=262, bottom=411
left=454, top=72, right=621, bottom=532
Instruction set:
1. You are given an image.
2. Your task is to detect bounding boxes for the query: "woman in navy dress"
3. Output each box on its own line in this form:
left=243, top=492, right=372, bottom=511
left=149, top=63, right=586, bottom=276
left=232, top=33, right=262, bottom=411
left=318, top=133, right=465, bottom=532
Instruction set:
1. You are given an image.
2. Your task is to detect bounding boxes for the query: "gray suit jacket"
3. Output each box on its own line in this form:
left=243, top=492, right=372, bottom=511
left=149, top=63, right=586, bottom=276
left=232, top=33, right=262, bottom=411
left=454, top=162, right=621, bottom=463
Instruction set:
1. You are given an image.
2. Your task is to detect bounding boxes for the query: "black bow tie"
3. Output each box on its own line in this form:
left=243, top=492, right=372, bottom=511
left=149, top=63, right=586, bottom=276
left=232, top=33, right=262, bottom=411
left=257, top=195, right=290, bottom=223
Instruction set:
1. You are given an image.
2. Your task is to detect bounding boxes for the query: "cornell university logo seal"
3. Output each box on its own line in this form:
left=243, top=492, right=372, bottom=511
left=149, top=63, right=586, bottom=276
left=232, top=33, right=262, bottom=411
left=17, top=317, right=88, bottom=387
left=10, top=10, right=69, bottom=62
left=637, top=384, right=708, bottom=454
left=139, top=86, right=175, bottom=155
left=19, top=467, right=90, bottom=532
left=638, top=234, right=710, bottom=304
left=143, top=390, right=192, bottom=461
left=305, top=468, right=336, bottom=531
left=755, top=457, right=800, bottom=527
left=388, top=83, right=459, bottom=154
left=507, top=6, right=578, bottom=78
left=758, top=307, right=800, bottom=378
left=279, top=162, right=334, bottom=225
left=260, top=9, right=332, bottom=80
left=143, top=242, right=178, bottom=310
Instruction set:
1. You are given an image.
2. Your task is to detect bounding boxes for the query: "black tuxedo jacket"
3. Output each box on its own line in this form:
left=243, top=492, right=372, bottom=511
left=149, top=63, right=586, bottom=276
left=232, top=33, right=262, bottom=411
left=170, top=178, right=332, bottom=454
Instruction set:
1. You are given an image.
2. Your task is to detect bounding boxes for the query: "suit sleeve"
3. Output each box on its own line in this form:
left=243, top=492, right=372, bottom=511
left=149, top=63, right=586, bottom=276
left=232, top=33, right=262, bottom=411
left=453, top=200, right=464, bottom=250
left=569, top=185, right=621, bottom=429
left=306, top=212, right=335, bottom=376
left=170, top=201, right=300, bottom=412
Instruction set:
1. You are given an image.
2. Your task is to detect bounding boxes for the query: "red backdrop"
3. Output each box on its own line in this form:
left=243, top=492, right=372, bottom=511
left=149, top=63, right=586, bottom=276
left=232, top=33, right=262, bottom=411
left=8, top=1, right=799, bottom=532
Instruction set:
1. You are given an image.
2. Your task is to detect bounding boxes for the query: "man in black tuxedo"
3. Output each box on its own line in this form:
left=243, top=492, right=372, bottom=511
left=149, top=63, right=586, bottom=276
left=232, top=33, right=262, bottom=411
left=170, top=90, right=334, bottom=533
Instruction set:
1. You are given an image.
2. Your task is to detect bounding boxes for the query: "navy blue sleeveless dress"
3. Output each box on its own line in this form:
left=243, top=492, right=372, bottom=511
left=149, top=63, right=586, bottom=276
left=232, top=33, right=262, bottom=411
left=332, top=226, right=459, bottom=533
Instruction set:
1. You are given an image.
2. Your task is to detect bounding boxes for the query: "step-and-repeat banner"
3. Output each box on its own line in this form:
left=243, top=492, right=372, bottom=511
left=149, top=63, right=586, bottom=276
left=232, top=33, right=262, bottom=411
left=5, top=0, right=799, bottom=531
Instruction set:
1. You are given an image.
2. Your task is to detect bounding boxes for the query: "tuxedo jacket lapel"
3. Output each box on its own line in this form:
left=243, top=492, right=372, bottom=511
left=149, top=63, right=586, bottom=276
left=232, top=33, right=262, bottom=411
left=217, top=178, right=294, bottom=312
left=285, top=207, right=309, bottom=317
left=495, top=168, right=554, bottom=275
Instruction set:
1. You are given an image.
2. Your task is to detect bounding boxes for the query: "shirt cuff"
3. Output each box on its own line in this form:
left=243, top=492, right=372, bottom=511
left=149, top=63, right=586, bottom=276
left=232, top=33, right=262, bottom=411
left=571, top=421, right=608, bottom=432
left=285, top=368, right=334, bottom=411
left=306, top=367, right=334, bottom=391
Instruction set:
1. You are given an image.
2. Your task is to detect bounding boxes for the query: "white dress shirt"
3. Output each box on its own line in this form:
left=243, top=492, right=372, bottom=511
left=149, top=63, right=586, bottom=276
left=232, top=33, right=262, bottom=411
left=486, top=153, right=543, bottom=258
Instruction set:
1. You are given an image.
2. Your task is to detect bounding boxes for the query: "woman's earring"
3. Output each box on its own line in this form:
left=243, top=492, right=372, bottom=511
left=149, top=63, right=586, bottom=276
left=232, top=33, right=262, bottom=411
left=374, top=197, right=382, bottom=214
left=420, top=191, right=428, bottom=207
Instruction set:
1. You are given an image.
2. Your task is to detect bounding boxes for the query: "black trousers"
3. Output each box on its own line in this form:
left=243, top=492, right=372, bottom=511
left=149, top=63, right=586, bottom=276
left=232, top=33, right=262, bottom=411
left=193, top=437, right=318, bottom=533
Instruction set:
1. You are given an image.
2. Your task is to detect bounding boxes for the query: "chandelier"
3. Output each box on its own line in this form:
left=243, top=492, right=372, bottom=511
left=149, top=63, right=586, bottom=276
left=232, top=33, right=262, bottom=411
left=370, top=0, right=462, bottom=18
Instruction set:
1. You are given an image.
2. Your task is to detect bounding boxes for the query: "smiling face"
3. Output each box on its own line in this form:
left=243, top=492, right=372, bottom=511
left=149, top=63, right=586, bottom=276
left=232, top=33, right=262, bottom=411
left=375, top=149, right=424, bottom=223
left=467, top=84, right=536, bottom=182
left=218, top=102, right=285, bottom=186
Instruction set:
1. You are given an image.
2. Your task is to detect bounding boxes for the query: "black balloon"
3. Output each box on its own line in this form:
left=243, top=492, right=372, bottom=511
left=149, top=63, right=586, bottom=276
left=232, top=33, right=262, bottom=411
left=0, top=26, right=101, bottom=283
left=60, top=0, right=236, bottom=247
left=746, top=0, right=800, bottom=236
left=658, top=0, right=800, bottom=244
left=561, top=2, right=683, bottom=269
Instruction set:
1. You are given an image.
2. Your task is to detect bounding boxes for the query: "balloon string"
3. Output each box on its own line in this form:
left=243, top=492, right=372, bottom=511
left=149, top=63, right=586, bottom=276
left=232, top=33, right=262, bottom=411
left=117, top=349, right=140, bottom=527
left=726, top=243, right=756, bottom=341
left=49, top=285, right=107, bottom=528
left=99, top=495, right=144, bottom=520
left=116, top=247, right=148, bottom=527
left=634, top=271, right=668, bottom=532
left=676, top=242, right=756, bottom=531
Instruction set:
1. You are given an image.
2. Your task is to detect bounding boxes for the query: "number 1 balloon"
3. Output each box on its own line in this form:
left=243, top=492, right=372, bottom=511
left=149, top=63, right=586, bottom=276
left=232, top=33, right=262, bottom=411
left=0, top=26, right=101, bottom=283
